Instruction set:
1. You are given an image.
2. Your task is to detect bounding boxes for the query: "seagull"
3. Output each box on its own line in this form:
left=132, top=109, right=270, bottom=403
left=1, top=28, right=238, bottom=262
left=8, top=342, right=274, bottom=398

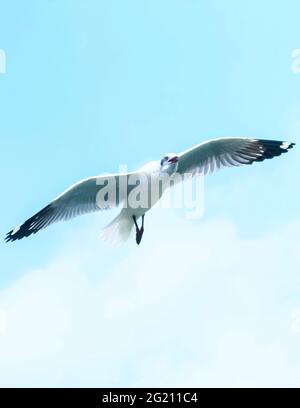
left=5, top=137, right=295, bottom=245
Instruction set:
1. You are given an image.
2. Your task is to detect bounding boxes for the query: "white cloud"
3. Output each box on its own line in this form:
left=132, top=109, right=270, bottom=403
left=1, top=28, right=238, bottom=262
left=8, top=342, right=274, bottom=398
left=0, top=211, right=300, bottom=387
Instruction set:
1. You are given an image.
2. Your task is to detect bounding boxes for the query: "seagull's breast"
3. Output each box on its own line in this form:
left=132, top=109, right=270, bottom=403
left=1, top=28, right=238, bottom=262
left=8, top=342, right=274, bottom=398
left=125, top=161, right=164, bottom=216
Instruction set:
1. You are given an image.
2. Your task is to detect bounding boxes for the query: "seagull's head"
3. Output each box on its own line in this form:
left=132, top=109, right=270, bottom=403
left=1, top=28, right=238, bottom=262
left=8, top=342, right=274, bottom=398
left=160, top=153, right=179, bottom=175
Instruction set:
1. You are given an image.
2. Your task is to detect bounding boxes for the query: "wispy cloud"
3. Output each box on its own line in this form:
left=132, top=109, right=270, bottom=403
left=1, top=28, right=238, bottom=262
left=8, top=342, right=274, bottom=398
left=0, top=212, right=300, bottom=387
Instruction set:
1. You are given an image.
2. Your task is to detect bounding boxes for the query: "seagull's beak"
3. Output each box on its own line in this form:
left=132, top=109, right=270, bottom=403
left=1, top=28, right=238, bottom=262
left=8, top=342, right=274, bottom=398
left=168, top=155, right=179, bottom=164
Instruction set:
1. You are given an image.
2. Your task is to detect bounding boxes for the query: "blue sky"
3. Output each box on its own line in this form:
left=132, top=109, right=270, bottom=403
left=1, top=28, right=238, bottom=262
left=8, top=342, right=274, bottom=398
left=0, top=0, right=300, bottom=387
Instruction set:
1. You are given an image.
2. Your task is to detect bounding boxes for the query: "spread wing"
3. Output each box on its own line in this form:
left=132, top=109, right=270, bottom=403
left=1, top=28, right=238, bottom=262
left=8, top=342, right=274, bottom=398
left=5, top=172, right=135, bottom=242
left=177, top=137, right=295, bottom=176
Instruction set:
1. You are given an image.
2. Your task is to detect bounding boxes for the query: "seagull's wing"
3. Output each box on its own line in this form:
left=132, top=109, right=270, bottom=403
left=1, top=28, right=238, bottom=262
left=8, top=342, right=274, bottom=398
left=5, top=172, right=134, bottom=242
left=177, top=137, right=295, bottom=176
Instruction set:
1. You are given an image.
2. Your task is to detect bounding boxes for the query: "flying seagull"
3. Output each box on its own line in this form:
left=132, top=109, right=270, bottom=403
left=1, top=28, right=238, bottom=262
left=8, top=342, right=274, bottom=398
left=5, top=137, right=295, bottom=245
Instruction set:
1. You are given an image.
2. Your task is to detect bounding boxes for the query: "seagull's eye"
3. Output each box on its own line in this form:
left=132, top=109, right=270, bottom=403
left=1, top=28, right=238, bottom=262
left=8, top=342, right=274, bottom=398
left=160, top=156, right=168, bottom=166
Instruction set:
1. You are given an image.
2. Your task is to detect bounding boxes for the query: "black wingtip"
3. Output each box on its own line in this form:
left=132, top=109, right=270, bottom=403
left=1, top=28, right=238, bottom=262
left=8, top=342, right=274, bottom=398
left=5, top=204, right=54, bottom=243
left=5, top=230, right=14, bottom=243
left=255, top=139, right=296, bottom=161
left=283, top=141, right=296, bottom=150
left=5, top=227, right=23, bottom=243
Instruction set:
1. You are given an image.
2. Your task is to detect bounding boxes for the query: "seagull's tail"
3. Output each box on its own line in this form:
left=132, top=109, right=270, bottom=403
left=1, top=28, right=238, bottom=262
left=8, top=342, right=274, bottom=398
left=100, top=210, right=134, bottom=244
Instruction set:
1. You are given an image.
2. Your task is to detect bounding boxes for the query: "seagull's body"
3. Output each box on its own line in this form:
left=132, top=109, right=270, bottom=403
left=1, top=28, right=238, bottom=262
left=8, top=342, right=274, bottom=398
left=6, top=137, right=295, bottom=245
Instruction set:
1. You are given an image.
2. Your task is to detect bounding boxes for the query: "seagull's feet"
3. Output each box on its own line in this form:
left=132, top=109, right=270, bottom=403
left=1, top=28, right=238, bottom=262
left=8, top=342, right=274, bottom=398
left=136, top=226, right=144, bottom=245
left=133, top=215, right=145, bottom=245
